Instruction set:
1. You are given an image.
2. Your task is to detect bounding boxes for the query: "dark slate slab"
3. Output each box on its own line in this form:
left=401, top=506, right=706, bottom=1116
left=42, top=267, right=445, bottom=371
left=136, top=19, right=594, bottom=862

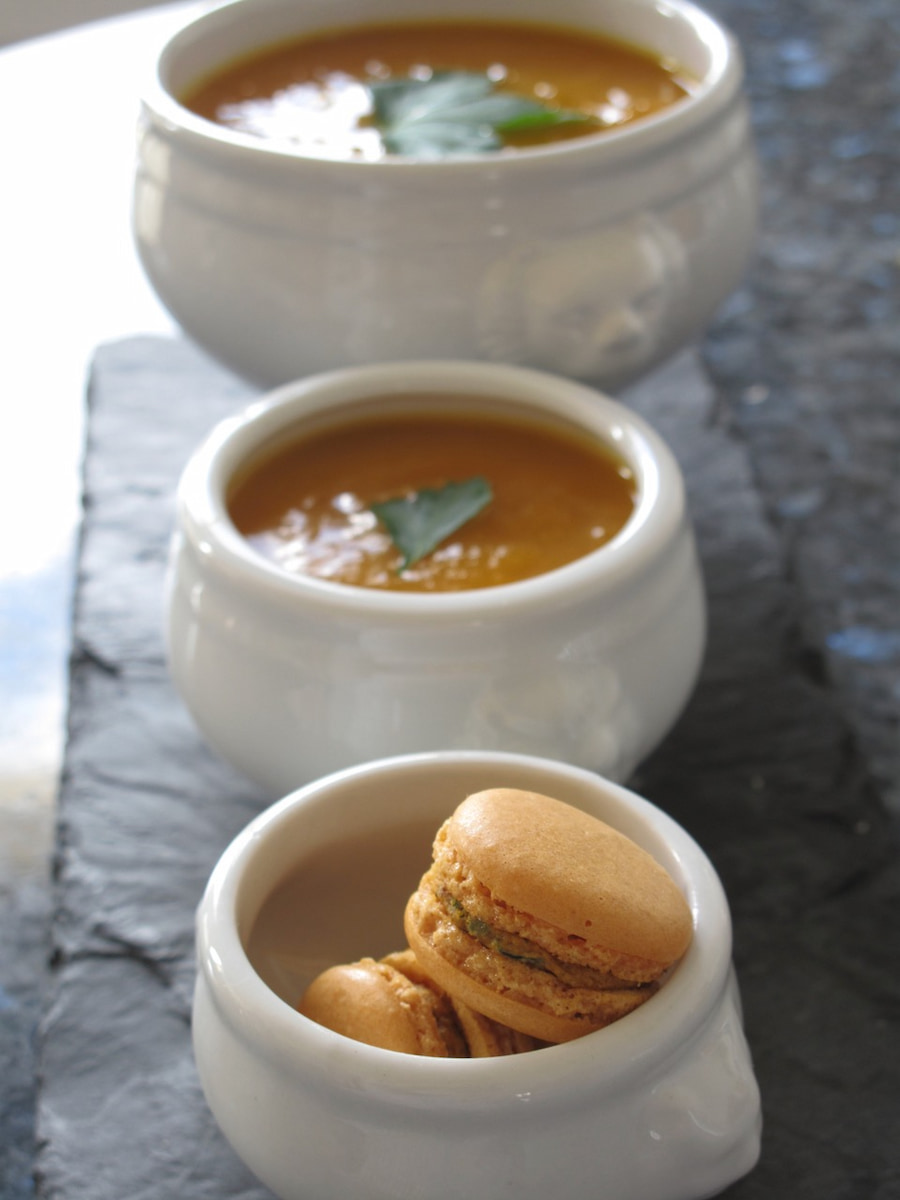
left=627, top=367, right=900, bottom=1199
left=35, top=334, right=899, bottom=1199
left=36, top=339, right=268, bottom=1200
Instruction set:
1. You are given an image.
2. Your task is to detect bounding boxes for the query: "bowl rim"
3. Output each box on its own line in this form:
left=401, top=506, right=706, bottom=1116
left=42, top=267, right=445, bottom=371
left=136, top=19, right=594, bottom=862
left=175, top=359, right=689, bottom=619
left=141, top=0, right=744, bottom=174
left=195, top=750, right=733, bottom=1106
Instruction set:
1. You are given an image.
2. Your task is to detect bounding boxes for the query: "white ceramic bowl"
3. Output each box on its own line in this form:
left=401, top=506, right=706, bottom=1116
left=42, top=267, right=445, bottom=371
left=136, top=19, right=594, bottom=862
left=133, top=0, right=758, bottom=389
left=193, top=750, right=762, bottom=1200
left=165, top=360, right=706, bottom=796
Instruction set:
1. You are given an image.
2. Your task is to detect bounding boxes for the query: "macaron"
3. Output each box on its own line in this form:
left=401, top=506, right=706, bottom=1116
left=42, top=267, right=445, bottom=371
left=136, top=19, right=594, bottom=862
left=298, top=948, right=540, bottom=1057
left=404, top=788, right=694, bottom=1043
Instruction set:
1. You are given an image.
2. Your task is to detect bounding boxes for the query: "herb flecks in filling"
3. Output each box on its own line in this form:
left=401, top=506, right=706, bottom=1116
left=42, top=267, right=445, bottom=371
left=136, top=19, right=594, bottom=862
left=440, top=890, right=651, bottom=992
left=444, top=893, right=547, bottom=968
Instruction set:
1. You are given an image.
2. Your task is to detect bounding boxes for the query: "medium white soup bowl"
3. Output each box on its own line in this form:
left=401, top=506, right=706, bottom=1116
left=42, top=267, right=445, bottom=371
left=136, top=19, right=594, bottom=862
left=193, top=750, right=762, bottom=1200
left=165, top=360, right=706, bottom=796
left=133, top=0, right=758, bottom=390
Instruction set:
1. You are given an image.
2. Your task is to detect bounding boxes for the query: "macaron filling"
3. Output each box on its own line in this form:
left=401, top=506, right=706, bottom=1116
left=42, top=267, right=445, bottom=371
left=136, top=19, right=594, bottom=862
left=406, top=886, right=654, bottom=1029
left=441, top=890, right=658, bottom=994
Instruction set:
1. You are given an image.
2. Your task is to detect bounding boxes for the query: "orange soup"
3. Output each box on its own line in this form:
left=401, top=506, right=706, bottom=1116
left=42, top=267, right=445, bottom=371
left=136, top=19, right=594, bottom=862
left=182, top=19, right=693, bottom=159
left=227, top=404, right=637, bottom=593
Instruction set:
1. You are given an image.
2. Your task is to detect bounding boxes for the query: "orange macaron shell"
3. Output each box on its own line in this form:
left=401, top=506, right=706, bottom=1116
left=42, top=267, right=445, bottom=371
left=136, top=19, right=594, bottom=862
left=298, top=955, right=468, bottom=1056
left=298, top=949, right=542, bottom=1056
left=403, top=788, right=694, bottom=1043
left=385, top=949, right=541, bottom=1056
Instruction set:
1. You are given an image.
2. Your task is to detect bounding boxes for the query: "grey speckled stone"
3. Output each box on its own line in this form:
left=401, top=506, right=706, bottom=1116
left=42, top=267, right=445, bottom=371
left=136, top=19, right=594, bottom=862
left=703, top=0, right=900, bottom=815
left=34, top=334, right=899, bottom=1199
left=627, top=364, right=899, bottom=1200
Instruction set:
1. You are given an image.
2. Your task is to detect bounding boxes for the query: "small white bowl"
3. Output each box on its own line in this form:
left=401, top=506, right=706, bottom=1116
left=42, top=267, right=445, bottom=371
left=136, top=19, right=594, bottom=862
left=133, top=0, right=758, bottom=389
left=165, top=360, right=706, bottom=795
left=193, top=750, right=762, bottom=1200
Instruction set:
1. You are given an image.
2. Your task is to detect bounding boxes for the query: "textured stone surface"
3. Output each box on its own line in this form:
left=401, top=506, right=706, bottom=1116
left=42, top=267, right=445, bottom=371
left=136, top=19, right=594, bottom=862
left=628, top=367, right=899, bottom=1200
left=702, top=0, right=900, bottom=814
left=33, top=334, right=900, bottom=1199
left=37, top=339, right=269, bottom=1199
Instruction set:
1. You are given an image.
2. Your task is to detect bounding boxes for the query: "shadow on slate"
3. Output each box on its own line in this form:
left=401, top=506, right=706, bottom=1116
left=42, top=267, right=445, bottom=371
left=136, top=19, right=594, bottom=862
left=35, top=336, right=899, bottom=1200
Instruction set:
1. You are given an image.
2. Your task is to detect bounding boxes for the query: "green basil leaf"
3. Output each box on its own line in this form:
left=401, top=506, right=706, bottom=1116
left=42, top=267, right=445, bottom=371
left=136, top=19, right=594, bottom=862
left=371, top=476, right=493, bottom=570
left=496, top=105, right=598, bottom=133
left=369, top=71, right=494, bottom=128
left=366, top=70, right=597, bottom=157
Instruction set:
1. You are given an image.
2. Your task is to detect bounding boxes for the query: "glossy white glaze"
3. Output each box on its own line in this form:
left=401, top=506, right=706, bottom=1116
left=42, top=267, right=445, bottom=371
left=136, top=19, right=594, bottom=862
left=193, top=751, right=762, bottom=1200
left=165, top=361, right=706, bottom=794
left=132, top=0, right=759, bottom=389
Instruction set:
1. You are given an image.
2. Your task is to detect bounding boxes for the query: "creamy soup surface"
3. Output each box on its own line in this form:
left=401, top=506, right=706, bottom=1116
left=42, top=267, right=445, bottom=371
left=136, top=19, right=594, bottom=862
left=182, top=19, right=693, bottom=158
left=226, top=404, right=637, bottom=592
left=246, top=821, right=436, bottom=1007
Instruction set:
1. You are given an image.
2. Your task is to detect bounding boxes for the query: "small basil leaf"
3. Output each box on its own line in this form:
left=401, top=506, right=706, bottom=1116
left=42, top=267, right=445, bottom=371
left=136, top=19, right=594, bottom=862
left=371, top=476, right=493, bottom=570
left=369, top=71, right=494, bottom=128
left=496, top=105, right=597, bottom=133
left=366, top=70, right=598, bottom=158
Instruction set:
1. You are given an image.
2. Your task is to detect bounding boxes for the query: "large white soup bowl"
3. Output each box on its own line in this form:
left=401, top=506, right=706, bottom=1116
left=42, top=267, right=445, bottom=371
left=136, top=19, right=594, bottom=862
left=133, top=0, right=758, bottom=389
left=165, top=360, right=705, bottom=796
left=193, top=750, right=762, bottom=1200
